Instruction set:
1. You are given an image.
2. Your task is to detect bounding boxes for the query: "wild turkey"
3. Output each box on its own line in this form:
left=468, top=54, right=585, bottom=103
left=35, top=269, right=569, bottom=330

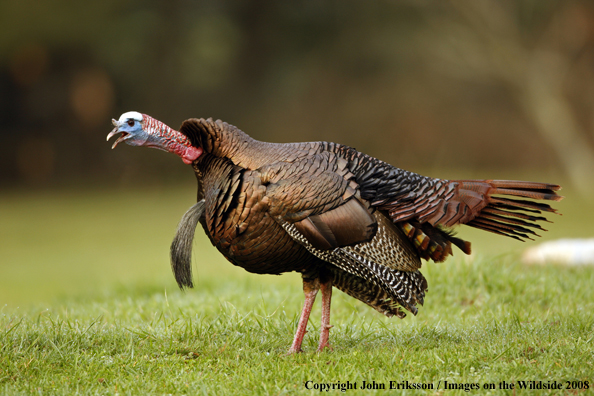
left=107, top=111, right=563, bottom=353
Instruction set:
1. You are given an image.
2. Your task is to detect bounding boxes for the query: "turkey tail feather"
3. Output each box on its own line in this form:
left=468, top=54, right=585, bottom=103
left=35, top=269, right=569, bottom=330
left=374, top=175, right=563, bottom=258
left=462, top=180, right=562, bottom=242
left=170, top=200, right=205, bottom=289
left=488, top=180, right=562, bottom=193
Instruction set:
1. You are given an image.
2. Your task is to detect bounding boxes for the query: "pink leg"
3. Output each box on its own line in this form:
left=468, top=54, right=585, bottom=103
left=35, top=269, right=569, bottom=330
left=288, top=278, right=320, bottom=354
left=317, top=278, right=333, bottom=352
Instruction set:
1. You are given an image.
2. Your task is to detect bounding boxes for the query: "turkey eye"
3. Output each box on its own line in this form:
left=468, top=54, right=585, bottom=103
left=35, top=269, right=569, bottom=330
left=127, top=119, right=135, bottom=127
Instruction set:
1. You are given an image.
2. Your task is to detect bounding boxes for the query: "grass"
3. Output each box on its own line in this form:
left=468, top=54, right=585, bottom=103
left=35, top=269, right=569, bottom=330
left=1, top=183, right=593, bottom=395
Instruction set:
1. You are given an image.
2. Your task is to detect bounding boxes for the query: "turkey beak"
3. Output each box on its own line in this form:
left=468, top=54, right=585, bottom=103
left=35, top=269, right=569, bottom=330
left=106, top=119, right=130, bottom=149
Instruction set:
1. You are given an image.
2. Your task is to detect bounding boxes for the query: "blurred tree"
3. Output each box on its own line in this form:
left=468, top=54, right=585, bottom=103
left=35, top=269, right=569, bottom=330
left=416, top=0, right=594, bottom=194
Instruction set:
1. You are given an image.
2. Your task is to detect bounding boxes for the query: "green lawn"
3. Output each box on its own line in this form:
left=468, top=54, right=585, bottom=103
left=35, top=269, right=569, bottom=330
left=1, top=183, right=593, bottom=395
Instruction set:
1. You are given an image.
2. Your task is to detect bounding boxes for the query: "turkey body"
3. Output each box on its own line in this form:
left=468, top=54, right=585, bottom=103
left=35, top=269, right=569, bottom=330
left=195, top=155, right=321, bottom=275
left=108, top=113, right=563, bottom=353
left=192, top=139, right=429, bottom=320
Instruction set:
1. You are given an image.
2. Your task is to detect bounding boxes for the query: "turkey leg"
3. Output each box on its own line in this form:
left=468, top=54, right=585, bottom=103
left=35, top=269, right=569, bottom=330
left=317, top=278, right=333, bottom=352
left=288, top=277, right=320, bottom=354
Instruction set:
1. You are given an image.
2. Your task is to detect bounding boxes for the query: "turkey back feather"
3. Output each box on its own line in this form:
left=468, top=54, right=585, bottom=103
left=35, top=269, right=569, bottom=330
left=327, top=145, right=562, bottom=261
left=170, top=200, right=205, bottom=289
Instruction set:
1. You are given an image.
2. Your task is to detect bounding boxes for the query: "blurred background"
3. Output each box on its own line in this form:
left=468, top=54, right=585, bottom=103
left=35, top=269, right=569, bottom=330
left=1, top=0, right=593, bottom=308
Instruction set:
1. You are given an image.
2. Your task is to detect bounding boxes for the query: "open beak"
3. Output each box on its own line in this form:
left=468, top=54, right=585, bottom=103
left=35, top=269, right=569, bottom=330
left=106, top=119, right=131, bottom=149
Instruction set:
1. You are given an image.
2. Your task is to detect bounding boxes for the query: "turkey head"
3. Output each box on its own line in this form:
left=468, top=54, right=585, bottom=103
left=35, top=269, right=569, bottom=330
left=107, top=111, right=202, bottom=164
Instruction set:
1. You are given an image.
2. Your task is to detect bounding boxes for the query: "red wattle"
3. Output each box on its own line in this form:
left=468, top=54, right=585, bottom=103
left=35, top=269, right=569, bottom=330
left=182, top=146, right=203, bottom=164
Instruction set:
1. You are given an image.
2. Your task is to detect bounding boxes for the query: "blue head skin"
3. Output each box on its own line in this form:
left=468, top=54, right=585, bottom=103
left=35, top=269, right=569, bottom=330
left=107, top=111, right=148, bottom=148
